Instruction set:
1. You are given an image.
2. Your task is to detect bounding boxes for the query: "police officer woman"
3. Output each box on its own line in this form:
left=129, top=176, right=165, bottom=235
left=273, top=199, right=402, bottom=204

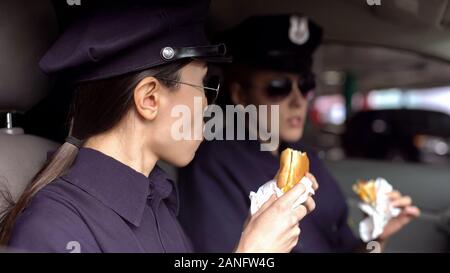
left=0, top=2, right=316, bottom=252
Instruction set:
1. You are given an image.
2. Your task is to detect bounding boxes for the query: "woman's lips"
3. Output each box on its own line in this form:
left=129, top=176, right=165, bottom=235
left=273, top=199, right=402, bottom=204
left=287, top=116, right=303, bottom=128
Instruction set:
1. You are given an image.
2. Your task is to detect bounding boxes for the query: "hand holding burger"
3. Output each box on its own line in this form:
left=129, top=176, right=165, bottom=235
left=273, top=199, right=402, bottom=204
left=236, top=148, right=318, bottom=253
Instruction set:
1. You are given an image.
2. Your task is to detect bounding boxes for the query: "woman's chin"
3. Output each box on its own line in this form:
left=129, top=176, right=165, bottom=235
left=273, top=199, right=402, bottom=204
left=280, top=130, right=303, bottom=143
left=168, top=152, right=196, bottom=168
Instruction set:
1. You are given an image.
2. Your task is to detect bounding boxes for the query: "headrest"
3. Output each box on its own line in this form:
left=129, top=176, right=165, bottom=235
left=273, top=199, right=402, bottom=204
left=0, top=0, right=58, bottom=113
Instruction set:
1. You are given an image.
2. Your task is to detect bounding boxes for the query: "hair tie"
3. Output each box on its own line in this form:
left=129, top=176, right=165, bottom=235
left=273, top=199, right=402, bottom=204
left=65, top=136, right=83, bottom=148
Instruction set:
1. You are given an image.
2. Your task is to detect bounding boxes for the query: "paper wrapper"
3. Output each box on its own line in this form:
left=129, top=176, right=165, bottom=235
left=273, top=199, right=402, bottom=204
left=357, top=178, right=401, bottom=242
left=249, top=177, right=315, bottom=215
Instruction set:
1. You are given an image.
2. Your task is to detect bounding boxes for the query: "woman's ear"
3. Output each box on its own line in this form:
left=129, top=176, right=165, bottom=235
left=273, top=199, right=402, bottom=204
left=133, top=77, right=161, bottom=121
left=230, top=82, right=248, bottom=106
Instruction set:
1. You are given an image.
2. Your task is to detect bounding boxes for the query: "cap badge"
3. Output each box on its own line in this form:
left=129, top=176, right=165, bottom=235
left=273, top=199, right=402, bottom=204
left=289, top=16, right=310, bottom=45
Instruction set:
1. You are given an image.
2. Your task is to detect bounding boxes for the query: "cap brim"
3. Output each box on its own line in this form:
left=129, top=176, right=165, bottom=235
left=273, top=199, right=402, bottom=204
left=167, top=43, right=232, bottom=63
left=194, top=55, right=233, bottom=63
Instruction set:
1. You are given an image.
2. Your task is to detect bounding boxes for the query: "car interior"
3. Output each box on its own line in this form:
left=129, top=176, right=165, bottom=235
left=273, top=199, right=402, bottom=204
left=1, top=0, right=449, bottom=253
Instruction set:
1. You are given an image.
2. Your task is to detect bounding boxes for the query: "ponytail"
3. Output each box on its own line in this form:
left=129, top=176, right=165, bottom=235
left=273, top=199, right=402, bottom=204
left=0, top=141, right=80, bottom=244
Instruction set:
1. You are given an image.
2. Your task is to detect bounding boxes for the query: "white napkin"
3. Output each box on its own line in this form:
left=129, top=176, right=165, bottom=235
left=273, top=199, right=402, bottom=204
left=249, top=176, right=315, bottom=215
left=357, top=178, right=401, bottom=242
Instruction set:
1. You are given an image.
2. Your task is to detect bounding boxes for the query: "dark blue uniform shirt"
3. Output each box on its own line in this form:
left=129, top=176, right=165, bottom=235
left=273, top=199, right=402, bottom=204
left=9, top=148, right=192, bottom=253
left=178, top=139, right=362, bottom=253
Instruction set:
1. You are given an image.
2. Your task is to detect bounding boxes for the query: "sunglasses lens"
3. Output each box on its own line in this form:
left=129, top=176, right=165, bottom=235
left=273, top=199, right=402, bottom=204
left=298, top=73, right=316, bottom=97
left=203, top=75, right=220, bottom=105
left=205, top=90, right=218, bottom=105
left=265, top=78, right=293, bottom=101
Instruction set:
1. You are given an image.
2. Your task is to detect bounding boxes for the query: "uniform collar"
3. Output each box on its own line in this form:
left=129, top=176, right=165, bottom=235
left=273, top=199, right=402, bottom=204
left=62, top=148, right=177, bottom=227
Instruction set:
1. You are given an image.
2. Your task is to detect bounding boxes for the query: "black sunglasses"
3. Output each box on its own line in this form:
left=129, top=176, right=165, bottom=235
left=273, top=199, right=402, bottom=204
left=262, top=73, right=316, bottom=102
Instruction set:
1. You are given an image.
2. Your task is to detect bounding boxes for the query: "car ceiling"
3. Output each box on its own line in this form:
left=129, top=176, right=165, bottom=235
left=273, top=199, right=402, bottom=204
left=209, top=0, right=450, bottom=93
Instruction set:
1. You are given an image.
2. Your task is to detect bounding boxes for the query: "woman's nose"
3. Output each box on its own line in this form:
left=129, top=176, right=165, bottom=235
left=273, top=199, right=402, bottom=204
left=201, top=93, right=208, bottom=108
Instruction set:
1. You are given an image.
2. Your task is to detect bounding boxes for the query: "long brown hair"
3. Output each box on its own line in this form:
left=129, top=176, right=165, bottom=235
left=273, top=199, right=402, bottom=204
left=0, top=60, right=190, bottom=244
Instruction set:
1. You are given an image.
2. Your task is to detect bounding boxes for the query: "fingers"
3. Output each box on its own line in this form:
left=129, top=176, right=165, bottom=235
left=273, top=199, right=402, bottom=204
left=292, top=204, right=308, bottom=223
left=391, top=195, right=412, bottom=208
left=388, top=191, right=419, bottom=218
left=396, top=212, right=414, bottom=226
left=256, top=194, right=277, bottom=216
left=291, top=197, right=315, bottom=224
left=289, top=225, right=301, bottom=249
left=277, top=180, right=315, bottom=221
left=284, top=196, right=315, bottom=228
left=306, top=173, right=319, bottom=191
left=388, top=190, right=401, bottom=200
left=303, top=196, right=316, bottom=214
left=403, top=206, right=421, bottom=218
left=279, top=182, right=307, bottom=204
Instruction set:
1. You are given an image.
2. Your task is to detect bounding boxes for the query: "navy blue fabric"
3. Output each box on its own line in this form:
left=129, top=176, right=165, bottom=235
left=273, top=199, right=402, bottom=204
left=39, top=0, right=217, bottom=82
left=9, top=148, right=192, bottom=253
left=178, top=139, right=362, bottom=253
